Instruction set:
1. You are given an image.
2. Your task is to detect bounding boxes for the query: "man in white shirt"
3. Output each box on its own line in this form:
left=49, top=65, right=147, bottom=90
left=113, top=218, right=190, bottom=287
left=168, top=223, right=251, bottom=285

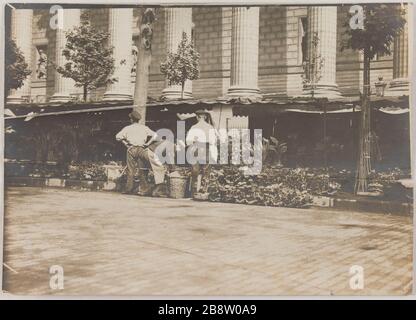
left=186, top=109, right=218, bottom=195
left=116, top=110, right=166, bottom=196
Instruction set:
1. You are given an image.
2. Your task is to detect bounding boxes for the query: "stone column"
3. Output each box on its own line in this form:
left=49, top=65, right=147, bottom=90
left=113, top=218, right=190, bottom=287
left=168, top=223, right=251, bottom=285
left=303, top=6, right=340, bottom=98
left=161, top=8, right=193, bottom=100
left=386, top=16, right=409, bottom=96
left=103, top=8, right=133, bottom=100
left=227, top=7, right=261, bottom=99
left=50, top=9, right=80, bottom=102
left=7, top=9, right=33, bottom=104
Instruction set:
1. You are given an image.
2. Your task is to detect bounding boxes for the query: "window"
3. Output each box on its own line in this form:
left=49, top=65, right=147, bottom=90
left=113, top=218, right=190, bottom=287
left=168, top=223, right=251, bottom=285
left=191, top=22, right=195, bottom=43
left=35, top=45, right=48, bottom=80
left=132, top=36, right=140, bottom=76
left=299, top=17, right=308, bottom=64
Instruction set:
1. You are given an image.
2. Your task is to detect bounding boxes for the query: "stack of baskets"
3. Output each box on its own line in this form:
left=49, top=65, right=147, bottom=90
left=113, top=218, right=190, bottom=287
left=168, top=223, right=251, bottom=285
left=167, top=171, right=189, bottom=199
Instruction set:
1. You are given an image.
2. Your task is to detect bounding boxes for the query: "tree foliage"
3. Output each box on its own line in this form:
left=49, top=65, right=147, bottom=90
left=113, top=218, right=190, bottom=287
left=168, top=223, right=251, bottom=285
left=54, top=15, right=116, bottom=101
left=5, top=38, right=31, bottom=94
left=160, top=32, right=200, bottom=99
left=342, top=4, right=406, bottom=59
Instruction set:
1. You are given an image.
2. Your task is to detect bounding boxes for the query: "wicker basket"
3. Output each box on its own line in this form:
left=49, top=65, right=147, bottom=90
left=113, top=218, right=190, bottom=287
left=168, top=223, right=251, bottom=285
left=168, top=175, right=189, bottom=199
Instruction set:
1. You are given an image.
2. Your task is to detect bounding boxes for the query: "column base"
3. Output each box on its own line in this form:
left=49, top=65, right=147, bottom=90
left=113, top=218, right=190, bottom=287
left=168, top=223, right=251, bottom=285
left=6, top=95, right=27, bottom=104
left=102, top=92, right=132, bottom=101
left=302, top=83, right=341, bottom=99
left=49, top=93, right=73, bottom=103
left=226, top=86, right=262, bottom=99
left=384, top=78, right=409, bottom=97
left=161, top=88, right=193, bottom=100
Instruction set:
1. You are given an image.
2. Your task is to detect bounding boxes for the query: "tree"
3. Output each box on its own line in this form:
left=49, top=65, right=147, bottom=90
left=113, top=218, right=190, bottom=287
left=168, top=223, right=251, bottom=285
left=342, top=4, right=406, bottom=194
left=133, top=8, right=157, bottom=122
left=160, top=32, right=200, bottom=99
left=302, top=32, right=324, bottom=98
left=54, top=15, right=116, bottom=101
left=5, top=38, right=31, bottom=95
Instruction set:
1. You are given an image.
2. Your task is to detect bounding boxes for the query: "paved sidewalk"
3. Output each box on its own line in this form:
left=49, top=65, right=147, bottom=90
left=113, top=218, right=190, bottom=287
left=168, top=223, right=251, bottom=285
left=3, top=187, right=413, bottom=296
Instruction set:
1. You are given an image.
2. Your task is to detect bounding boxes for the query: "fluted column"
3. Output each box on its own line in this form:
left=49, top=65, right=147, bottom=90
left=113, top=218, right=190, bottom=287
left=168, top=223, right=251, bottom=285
left=386, top=17, right=409, bottom=96
left=103, top=8, right=133, bottom=100
left=50, top=9, right=80, bottom=102
left=7, top=9, right=33, bottom=104
left=303, top=6, right=340, bottom=98
left=161, top=8, right=193, bottom=100
left=227, top=7, right=261, bottom=99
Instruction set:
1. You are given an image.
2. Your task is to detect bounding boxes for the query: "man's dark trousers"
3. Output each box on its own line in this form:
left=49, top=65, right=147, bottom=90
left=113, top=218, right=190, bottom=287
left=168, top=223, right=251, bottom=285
left=125, top=146, right=149, bottom=193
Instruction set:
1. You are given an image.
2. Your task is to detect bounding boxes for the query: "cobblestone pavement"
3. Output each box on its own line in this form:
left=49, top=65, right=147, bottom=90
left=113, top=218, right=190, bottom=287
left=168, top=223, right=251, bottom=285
left=2, top=187, right=413, bottom=296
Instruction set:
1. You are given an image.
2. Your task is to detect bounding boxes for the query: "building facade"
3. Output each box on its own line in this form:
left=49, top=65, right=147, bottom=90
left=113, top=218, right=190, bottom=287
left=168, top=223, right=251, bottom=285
left=6, top=5, right=410, bottom=104
left=4, top=5, right=411, bottom=168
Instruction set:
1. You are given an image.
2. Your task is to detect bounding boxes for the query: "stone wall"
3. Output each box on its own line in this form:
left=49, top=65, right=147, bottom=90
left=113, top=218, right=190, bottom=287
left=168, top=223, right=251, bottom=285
left=146, top=8, right=166, bottom=99
left=24, top=6, right=397, bottom=102
left=192, top=7, right=225, bottom=99
left=258, top=6, right=307, bottom=96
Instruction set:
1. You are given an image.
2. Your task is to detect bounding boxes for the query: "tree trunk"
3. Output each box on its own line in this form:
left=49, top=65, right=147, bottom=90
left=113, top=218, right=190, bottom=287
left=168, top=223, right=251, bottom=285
left=181, top=82, right=185, bottom=100
left=354, top=49, right=372, bottom=194
left=83, top=85, right=87, bottom=102
left=133, top=9, right=155, bottom=124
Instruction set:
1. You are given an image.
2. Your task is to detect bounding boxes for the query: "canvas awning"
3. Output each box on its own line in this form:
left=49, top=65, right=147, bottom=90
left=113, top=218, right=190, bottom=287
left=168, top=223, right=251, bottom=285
left=4, top=100, right=135, bottom=121
left=4, top=95, right=409, bottom=120
left=232, top=95, right=409, bottom=116
left=378, top=107, right=409, bottom=114
left=285, top=107, right=360, bottom=114
left=284, top=106, right=410, bottom=115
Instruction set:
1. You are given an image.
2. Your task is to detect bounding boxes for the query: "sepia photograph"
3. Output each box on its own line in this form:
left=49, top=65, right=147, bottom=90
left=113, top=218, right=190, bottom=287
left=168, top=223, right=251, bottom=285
left=1, top=0, right=414, bottom=297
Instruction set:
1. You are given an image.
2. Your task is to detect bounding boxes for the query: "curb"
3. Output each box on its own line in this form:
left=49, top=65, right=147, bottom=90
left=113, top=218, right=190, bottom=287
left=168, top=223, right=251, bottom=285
left=5, top=176, right=118, bottom=191
left=333, top=198, right=413, bottom=216
left=311, top=195, right=413, bottom=216
left=5, top=176, right=413, bottom=216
